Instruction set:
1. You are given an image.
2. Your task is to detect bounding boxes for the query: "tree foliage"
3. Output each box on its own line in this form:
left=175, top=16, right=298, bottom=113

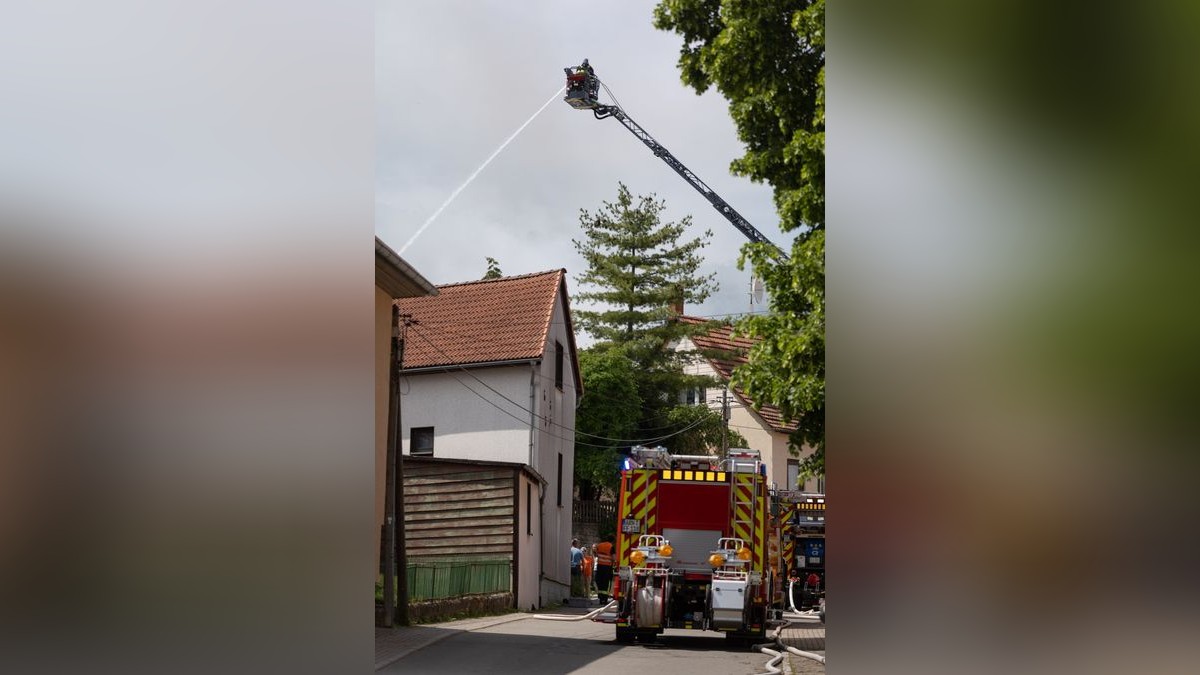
left=573, top=348, right=641, bottom=497
left=572, top=183, right=718, bottom=420
left=573, top=183, right=717, bottom=363
left=572, top=184, right=743, bottom=495
left=482, top=257, right=503, bottom=280
left=655, top=0, right=826, bottom=476
left=663, top=404, right=748, bottom=457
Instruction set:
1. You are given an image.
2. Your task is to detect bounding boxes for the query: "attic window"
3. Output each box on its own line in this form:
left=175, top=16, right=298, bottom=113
left=411, top=427, right=434, bottom=457
left=554, top=341, right=564, bottom=390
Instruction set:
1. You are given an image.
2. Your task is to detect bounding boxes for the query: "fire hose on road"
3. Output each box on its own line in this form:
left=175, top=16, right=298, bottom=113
left=753, top=619, right=825, bottom=674
left=532, top=600, right=616, bottom=621
left=531, top=599, right=822, bottom=674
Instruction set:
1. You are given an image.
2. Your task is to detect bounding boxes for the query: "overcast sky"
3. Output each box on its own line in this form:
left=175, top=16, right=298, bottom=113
left=376, top=1, right=789, bottom=337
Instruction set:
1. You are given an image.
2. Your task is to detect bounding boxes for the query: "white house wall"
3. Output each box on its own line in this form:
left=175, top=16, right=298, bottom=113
left=400, top=365, right=535, bottom=464
left=534, top=293, right=578, bottom=606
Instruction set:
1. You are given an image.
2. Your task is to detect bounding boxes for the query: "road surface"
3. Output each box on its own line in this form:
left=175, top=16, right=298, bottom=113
left=379, top=613, right=785, bottom=675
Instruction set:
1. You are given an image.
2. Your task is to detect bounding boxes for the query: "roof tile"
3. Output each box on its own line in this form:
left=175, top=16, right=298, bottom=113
left=679, top=315, right=799, bottom=434
left=398, top=270, right=565, bottom=369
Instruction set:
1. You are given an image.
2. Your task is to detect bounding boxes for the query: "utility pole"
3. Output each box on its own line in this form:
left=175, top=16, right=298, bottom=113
left=721, top=387, right=730, bottom=457
left=383, top=309, right=414, bottom=627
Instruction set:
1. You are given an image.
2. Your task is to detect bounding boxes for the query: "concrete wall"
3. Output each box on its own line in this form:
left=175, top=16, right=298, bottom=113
left=407, top=593, right=513, bottom=624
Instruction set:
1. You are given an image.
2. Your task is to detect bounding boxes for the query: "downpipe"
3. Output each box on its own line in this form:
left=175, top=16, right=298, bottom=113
left=532, top=600, right=616, bottom=621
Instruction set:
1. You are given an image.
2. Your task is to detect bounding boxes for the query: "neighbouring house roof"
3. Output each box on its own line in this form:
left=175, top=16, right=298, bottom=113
left=375, top=237, right=438, bottom=298
left=677, top=315, right=799, bottom=434
left=397, top=269, right=583, bottom=397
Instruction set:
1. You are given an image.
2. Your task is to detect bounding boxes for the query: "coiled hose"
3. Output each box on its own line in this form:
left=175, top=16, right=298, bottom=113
left=753, top=619, right=825, bottom=674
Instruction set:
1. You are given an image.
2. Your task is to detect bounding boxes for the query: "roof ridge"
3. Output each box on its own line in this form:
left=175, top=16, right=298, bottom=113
left=682, top=317, right=798, bottom=434
left=435, top=268, right=565, bottom=289
left=395, top=268, right=569, bottom=371
left=534, top=270, right=565, bottom=351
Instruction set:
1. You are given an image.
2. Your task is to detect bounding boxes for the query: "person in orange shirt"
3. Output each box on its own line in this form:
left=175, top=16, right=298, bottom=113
left=581, top=546, right=595, bottom=599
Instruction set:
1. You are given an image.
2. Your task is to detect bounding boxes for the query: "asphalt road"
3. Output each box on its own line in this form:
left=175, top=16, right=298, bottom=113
left=378, top=614, right=783, bottom=675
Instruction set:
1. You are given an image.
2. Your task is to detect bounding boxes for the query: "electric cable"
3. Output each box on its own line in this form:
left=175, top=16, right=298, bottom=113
left=413, top=317, right=759, bottom=433
left=410, top=320, right=695, bottom=432
left=599, top=80, right=626, bottom=116
left=409, top=325, right=712, bottom=445
left=408, top=326, right=712, bottom=447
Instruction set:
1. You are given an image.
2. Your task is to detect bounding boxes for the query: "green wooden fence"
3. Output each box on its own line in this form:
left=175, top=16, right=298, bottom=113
left=404, top=558, right=511, bottom=601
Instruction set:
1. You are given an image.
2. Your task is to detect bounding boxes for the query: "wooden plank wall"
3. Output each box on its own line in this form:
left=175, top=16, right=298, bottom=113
left=404, top=459, right=517, bottom=560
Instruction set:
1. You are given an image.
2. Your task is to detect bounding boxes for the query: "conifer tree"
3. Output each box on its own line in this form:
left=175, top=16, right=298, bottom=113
left=482, top=257, right=502, bottom=280
left=572, top=182, right=719, bottom=439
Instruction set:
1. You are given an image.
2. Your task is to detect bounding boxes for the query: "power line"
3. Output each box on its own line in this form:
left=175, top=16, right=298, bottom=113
left=407, top=325, right=712, bottom=447
left=412, top=316, right=780, bottom=433
left=408, top=325, right=619, bottom=442
left=422, top=362, right=710, bottom=449
left=411, top=320, right=714, bottom=432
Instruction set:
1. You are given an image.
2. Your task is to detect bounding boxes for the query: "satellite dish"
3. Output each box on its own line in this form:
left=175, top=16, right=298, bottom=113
left=751, top=277, right=765, bottom=305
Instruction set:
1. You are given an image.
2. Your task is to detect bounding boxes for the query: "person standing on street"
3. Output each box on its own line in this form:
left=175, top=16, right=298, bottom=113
left=581, top=545, right=595, bottom=598
left=569, top=539, right=584, bottom=597
left=593, top=536, right=615, bottom=604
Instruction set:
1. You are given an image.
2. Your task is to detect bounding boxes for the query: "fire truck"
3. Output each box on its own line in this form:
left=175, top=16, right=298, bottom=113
left=594, top=446, right=775, bottom=644
left=773, top=491, right=826, bottom=610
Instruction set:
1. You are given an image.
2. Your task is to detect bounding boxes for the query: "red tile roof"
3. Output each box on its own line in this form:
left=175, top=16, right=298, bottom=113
left=397, top=269, right=575, bottom=376
left=678, top=315, right=798, bottom=434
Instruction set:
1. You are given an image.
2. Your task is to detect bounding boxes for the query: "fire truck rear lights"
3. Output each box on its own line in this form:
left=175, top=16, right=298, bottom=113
left=709, top=553, right=726, bottom=567
left=630, top=550, right=647, bottom=565
left=660, top=469, right=726, bottom=482
left=658, top=544, right=674, bottom=557
left=737, top=546, right=752, bottom=561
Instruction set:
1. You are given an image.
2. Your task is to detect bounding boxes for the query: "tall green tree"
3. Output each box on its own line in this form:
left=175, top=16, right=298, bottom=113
left=655, top=0, right=826, bottom=477
left=572, top=183, right=736, bottom=491
left=573, top=182, right=717, bottom=363
left=572, top=183, right=718, bottom=418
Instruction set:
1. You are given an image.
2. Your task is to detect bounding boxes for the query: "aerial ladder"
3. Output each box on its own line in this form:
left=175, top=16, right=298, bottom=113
left=563, top=60, right=788, bottom=259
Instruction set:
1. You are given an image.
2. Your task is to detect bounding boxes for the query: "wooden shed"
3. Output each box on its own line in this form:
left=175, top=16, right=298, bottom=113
left=403, top=457, right=545, bottom=611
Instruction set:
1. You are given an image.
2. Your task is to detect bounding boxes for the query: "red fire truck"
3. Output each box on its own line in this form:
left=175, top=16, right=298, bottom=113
left=594, top=446, right=775, bottom=644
